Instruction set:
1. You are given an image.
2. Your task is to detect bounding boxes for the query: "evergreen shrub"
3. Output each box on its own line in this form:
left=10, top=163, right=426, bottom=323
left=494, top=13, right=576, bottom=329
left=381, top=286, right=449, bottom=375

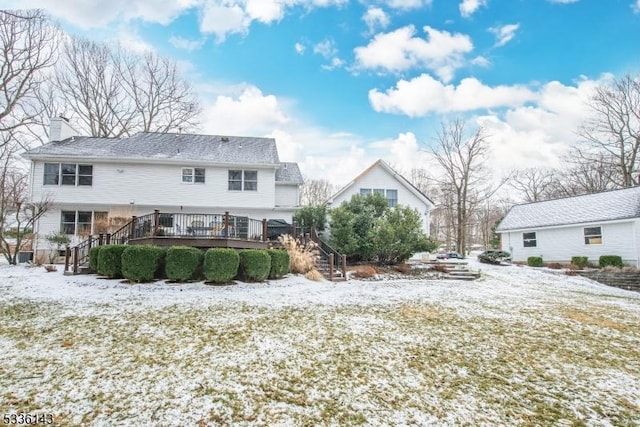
left=121, top=245, right=164, bottom=282
left=97, top=245, right=127, bottom=278
left=267, top=249, right=290, bottom=279
left=165, top=246, right=203, bottom=281
left=204, top=248, right=239, bottom=284
left=238, top=250, right=271, bottom=282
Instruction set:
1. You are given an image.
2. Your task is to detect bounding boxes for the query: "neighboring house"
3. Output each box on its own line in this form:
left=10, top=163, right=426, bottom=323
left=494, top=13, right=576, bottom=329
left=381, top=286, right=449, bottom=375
left=497, top=186, right=640, bottom=267
left=22, top=118, right=303, bottom=255
left=326, top=159, right=434, bottom=235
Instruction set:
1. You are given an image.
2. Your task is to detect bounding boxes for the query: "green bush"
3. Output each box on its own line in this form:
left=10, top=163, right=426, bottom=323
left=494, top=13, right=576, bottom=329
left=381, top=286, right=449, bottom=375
left=97, top=245, right=127, bottom=278
left=238, top=250, right=271, bottom=282
left=571, top=256, right=588, bottom=269
left=599, top=255, right=623, bottom=268
left=267, top=249, right=290, bottom=279
left=89, top=246, right=102, bottom=272
left=204, top=248, right=239, bottom=284
left=121, top=245, right=164, bottom=282
left=527, top=256, right=544, bottom=267
left=165, top=246, right=203, bottom=281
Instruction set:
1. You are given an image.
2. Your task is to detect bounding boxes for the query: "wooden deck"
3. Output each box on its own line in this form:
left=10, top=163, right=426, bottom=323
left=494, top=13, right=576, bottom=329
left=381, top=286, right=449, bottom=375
left=129, top=236, right=269, bottom=250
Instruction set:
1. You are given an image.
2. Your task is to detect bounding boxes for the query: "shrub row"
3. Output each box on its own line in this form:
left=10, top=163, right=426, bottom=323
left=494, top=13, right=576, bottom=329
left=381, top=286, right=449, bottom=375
left=94, top=245, right=289, bottom=283
left=524, top=255, right=624, bottom=269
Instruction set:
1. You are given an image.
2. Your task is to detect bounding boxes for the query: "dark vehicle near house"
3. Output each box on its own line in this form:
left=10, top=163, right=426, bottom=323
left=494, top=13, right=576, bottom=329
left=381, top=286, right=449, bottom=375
left=436, top=251, right=464, bottom=260
left=478, top=250, right=512, bottom=265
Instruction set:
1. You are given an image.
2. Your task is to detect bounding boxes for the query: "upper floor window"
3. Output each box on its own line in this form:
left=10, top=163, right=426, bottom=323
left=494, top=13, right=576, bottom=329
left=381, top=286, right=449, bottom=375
left=228, top=170, right=258, bottom=191
left=523, top=232, right=537, bottom=248
left=182, top=167, right=205, bottom=184
left=584, top=226, right=602, bottom=245
left=359, top=188, right=398, bottom=207
left=44, top=163, right=92, bottom=186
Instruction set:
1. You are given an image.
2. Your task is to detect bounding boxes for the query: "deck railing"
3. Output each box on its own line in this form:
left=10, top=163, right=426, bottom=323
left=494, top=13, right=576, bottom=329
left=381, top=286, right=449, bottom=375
left=64, top=210, right=277, bottom=273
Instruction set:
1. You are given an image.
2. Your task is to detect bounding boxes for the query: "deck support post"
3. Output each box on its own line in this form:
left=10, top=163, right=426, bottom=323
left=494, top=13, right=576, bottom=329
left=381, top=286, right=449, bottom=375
left=262, top=218, right=267, bottom=242
left=341, top=255, right=347, bottom=276
left=106, top=234, right=111, bottom=245
left=129, top=216, right=136, bottom=239
left=224, top=212, right=230, bottom=238
left=64, top=246, right=71, bottom=272
left=292, top=220, right=297, bottom=239
left=73, top=246, right=79, bottom=274
left=328, top=253, right=334, bottom=281
left=153, top=210, right=160, bottom=237
left=98, top=233, right=104, bottom=246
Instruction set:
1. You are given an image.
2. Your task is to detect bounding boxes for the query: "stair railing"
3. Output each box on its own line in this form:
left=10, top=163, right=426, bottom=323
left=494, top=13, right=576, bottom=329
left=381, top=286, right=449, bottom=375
left=310, top=227, right=347, bottom=280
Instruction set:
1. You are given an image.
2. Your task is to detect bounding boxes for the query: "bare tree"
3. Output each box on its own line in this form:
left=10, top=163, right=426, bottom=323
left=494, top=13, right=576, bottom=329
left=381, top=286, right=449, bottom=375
left=508, top=167, right=558, bottom=202
left=0, top=9, right=58, bottom=144
left=427, top=119, right=503, bottom=256
left=548, top=152, right=618, bottom=198
left=55, top=37, right=200, bottom=137
left=577, top=74, right=640, bottom=188
left=300, top=178, right=336, bottom=206
left=0, top=142, right=52, bottom=264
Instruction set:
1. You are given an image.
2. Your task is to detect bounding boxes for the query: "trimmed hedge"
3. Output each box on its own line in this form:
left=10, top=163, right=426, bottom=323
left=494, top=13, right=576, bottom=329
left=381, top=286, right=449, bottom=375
left=89, top=246, right=102, bottom=272
left=238, top=250, right=271, bottom=282
left=599, top=255, right=623, bottom=268
left=165, top=246, right=203, bottom=281
left=97, top=245, right=127, bottom=278
left=267, top=249, right=290, bottom=279
left=121, top=245, right=164, bottom=282
left=204, top=248, right=240, bottom=284
left=571, top=256, right=589, bottom=269
left=527, top=256, right=544, bottom=267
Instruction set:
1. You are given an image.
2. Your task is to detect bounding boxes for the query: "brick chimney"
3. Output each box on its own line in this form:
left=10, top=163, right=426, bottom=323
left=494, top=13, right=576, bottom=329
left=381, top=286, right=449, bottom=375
left=49, top=116, right=78, bottom=142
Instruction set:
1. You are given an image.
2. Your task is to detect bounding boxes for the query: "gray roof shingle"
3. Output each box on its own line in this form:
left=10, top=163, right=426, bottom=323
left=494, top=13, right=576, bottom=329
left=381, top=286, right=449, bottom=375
left=275, top=162, right=303, bottom=184
left=497, top=186, right=640, bottom=231
left=23, top=132, right=281, bottom=165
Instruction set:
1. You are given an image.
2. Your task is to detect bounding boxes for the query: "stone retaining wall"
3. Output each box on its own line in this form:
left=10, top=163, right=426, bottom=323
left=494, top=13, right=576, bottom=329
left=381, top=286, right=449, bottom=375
left=579, top=271, right=640, bottom=292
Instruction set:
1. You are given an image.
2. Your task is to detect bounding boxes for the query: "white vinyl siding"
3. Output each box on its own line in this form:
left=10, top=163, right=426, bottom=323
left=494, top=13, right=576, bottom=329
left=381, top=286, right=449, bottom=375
left=30, top=161, right=276, bottom=209
left=501, top=220, right=639, bottom=265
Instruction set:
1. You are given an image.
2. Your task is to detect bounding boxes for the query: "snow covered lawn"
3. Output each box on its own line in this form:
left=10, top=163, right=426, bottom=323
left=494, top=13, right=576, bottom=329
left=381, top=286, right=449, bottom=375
left=1, top=262, right=639, bottom=426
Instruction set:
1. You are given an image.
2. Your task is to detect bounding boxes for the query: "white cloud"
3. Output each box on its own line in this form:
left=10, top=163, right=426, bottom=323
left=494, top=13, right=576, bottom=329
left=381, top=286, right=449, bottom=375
left=169, top=35, right=206, bottom=51
left=363, top=7, right=390, bottom=34
left=313, top=39, right=344, bottom=70
left=381, top=0, right=432, bottom=9
left=470, top=55, right=491, bottom=67
left=294, top=42, right=306, bottom=54
left=547, top=0, right=579, bottom=3
left=489, top=23, right=520, bottom=47
left=353, top=25, right=473, bottom=82
left=199, top=85, right=290, bottom=136
left=200, top=4, right=248, bottom=41
left=633, top=0, right=640, bottom=13
left=459, top=0, right=487, bottom=18
left=369, top=74, right=536, bottom=117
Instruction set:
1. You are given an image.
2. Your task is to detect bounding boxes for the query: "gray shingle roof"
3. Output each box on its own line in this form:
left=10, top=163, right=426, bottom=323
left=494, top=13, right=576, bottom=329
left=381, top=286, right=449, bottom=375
left=275, top=162, right=303, bottom=184
left=497, top=186, right=640, bottom=231
left=23, top=132, right=281, bottom=165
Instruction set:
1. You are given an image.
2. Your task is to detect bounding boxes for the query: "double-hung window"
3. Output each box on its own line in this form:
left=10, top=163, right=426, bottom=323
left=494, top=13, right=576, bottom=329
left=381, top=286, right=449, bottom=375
left=182, top=167, right=205, bottom=184
left=359, top=188, right=398, bottom=207
left=228, top=170, right=257, bottom=191
left=44, top=163, right=93, bottom=186
left=523, top=232, right=537, bottom=248
left=584, top=226, right=602, bottom=245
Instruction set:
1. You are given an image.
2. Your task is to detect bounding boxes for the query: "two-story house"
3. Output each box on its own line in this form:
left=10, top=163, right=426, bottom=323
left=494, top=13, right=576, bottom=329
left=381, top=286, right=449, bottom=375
left=23, top=118, right=303, bottom=256
left=327, top=159, right=434, bottom=235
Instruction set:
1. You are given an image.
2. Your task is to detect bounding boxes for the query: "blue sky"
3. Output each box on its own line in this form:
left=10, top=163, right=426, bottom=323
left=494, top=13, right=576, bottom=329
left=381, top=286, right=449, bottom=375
left=4, top=0, right=640, bottom=185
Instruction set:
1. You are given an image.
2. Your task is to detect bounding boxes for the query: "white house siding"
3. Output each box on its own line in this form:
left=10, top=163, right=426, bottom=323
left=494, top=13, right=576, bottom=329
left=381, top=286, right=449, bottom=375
left=31, top=160, right=277, bottom=209
left=331, top=164, right=430, bottom=235
left=275, top=184, right=298, bottom=208
left=501, top=220, right=639, bottom=266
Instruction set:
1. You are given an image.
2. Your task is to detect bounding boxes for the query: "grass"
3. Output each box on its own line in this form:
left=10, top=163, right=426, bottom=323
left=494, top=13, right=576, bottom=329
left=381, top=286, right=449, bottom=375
left=1, top=298, right=639, bottom=426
